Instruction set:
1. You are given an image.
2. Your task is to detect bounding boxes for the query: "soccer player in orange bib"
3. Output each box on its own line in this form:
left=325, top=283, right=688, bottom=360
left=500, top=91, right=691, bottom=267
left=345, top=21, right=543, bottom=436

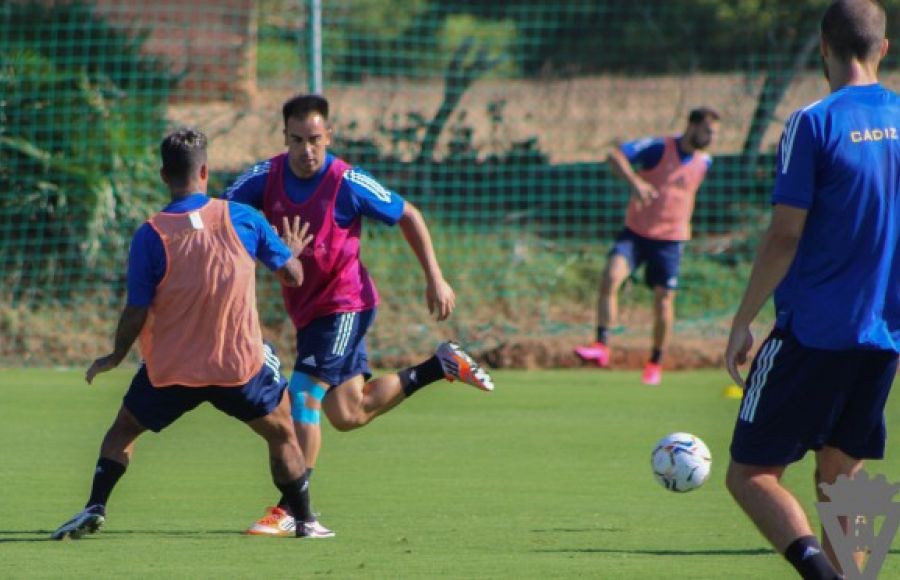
left=51, top=128, right=334, bottom=540
left=575, top=108, right=720, bottom=385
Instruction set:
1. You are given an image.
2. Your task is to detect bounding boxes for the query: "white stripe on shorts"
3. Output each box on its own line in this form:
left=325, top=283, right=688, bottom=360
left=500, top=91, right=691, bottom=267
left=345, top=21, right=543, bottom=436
left=332, top=313, right=355, bottom=357
left=263, top=343, right=281, bottom=382
left=740, top=337, right=783, bottom=423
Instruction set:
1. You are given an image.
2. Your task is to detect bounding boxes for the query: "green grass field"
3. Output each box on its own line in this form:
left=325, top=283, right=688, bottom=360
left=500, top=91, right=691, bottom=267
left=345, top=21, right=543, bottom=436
left=2, top=368, right=899, bottom=579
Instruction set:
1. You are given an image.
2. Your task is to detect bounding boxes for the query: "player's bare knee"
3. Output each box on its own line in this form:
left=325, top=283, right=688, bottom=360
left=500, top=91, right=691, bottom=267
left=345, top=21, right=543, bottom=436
left=328, top=412, right=368, bottom=432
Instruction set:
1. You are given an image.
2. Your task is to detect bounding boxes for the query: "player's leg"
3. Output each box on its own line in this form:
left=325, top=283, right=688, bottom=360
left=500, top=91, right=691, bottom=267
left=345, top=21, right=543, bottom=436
left=814, top=447, right=865, bottom=574
left=642, top=286, right=674, bottom=385
left=600, top=254, right=631, bottom=332
left=727, top=328, right=854, bottom=578
left=246, top=392, right=331, bottom=538
left=248, top=313, right=365, bottom=533
left=323, top=340, right=493, bottom=432
left=575, top=229, right=635, bottom=366
left=52, top=364, right=190, bottom=540
left=814, top=349, right=898, bottom=573
left=641, top=239, right=682, bottom=385
left=289, top=372, right=328, bottom=468
left=217, top=343, right=332, bottom=538
left=726, top=460, right=843, bottom=579
left=308, top=308, right=492, bottom=432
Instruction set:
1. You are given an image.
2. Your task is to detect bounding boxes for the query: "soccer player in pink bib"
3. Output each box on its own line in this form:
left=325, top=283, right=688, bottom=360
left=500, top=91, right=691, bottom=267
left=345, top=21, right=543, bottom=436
left=575, top=108, right=720, bottom=385
left=224, top=94, right=493, bottom=536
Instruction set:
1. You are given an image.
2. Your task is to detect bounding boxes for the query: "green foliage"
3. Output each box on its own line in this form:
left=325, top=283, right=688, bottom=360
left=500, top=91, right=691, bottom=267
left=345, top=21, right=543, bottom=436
left=0, top=2, right=174, bottom=302
left=438, top=14, right=519, bottom=77
left=256, top=33, right=301, bottom=82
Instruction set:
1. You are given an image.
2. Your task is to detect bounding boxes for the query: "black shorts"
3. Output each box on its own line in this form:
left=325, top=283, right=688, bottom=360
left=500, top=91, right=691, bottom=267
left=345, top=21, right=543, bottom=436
left=123, top=342, right=288, bottom=432
left=730, top=328, right=898, bottom=465
left=609, top=228, right=684, bottom=289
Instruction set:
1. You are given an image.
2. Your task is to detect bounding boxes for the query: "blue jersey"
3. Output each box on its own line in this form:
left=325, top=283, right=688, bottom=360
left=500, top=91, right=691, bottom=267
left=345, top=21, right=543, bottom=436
left=127, top=194, right=292, bottom=307
left=222, top=153, right=405, bottom=227
left=620, top=136, right=712, bottom=171
left=772, top=83, right=900, bottom=351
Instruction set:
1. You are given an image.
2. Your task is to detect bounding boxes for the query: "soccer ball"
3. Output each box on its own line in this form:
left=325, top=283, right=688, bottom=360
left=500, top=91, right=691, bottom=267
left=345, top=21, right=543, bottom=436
left=650, top=432, right=712, bottom=492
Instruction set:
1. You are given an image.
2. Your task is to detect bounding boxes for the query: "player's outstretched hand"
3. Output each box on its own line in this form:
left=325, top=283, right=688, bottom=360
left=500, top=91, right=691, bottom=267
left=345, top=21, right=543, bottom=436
left=630, top=179, right=659, bottom=209
left=86, top=353, right=123, bottom=384
left=281, top=215, right=313, bottom=257
left=427, top=278, right=456, bottom=321
left=724, top=323, right=754, bottom=389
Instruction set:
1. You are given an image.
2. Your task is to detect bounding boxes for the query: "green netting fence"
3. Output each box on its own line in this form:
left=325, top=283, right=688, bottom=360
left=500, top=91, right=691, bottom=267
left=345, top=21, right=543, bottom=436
left=2, top=0, right=899, bottom=367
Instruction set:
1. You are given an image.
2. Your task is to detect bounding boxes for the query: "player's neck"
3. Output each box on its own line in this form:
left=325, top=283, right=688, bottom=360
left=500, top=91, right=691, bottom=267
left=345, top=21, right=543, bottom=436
left=827, top=60, right=879, bottom=92
left=169, top=184, right=207, bottom=202
left=677, top=136, right=697, bottom=156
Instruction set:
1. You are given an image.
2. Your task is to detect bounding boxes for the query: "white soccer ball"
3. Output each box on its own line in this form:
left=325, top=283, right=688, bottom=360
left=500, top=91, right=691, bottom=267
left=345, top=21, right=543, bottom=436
left=650, top=432, right=712, bottom=492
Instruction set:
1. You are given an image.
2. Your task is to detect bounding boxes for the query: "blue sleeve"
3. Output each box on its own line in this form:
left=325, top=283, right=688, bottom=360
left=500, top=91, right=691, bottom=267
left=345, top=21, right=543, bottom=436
left=126, top=223, right=166, bottom=307
left=221, top=160, right=270, bottom=209
left=227, top=202, right=292, bottom=272
left=772, top=111, right=817, bottom=209
left=620, top=137, right=666, bottom=170
left=335, top=168, right=406, bottom=227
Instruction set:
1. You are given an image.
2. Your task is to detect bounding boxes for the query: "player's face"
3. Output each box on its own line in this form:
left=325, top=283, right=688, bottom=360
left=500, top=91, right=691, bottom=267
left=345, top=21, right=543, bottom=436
left=687, top=118, right=719, bottom=151
left=284, top=113, right=332, bottom=178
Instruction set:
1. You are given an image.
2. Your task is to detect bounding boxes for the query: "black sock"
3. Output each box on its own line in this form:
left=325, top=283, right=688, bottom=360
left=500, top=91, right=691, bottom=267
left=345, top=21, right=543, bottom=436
left=650, top=348, right=663, bottom=364
left=277, top=467, right=313, bottom=510
left=596, top=326, right=608, bottom=344
left=784, top=536, right=841, bottom=580
left=277, top=474, right=314, bottom=529
left=85, top=457, right=126, bottom=512
left=399, top=355, right=445, bottom=397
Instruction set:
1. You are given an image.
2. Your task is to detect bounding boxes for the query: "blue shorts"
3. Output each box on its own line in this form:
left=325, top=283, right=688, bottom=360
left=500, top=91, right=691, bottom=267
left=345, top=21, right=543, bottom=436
left=123, top=342, right=288, bottom=432
left=610, top=228, right=683, bottom=289
left=730, top=328, right=898, bottom=466
left=293, top=309, right=375, bottom=386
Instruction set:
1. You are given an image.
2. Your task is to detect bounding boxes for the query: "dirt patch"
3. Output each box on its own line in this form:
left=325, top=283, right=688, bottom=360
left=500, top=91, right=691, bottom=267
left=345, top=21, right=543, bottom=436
left=478, top=335, right=725, bottom=371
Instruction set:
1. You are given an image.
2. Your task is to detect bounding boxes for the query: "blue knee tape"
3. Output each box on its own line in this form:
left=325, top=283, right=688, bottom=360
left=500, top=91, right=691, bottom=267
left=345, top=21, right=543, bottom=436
left=289, top=372, right=327, bottom=424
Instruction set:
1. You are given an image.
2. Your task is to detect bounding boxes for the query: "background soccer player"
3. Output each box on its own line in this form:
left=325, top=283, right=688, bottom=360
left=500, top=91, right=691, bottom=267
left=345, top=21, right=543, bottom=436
left=223, top=94, right=493, bottom=536
left=52, top=128, right=334, bottom=540
left=724, top=1, right=899, bottom=577
left=575, top=107, right=720, bottom=385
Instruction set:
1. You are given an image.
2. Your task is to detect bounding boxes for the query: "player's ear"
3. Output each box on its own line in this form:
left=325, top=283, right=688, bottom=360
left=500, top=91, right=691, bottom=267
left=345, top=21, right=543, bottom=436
left=199, top=163, right=208, bottom=180
left=879, top=38, right=889, bottom=59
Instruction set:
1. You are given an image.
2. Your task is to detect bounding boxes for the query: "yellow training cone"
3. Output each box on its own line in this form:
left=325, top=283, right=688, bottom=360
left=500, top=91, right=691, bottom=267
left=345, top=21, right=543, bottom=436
left=722, top=385, right=743, bottom=399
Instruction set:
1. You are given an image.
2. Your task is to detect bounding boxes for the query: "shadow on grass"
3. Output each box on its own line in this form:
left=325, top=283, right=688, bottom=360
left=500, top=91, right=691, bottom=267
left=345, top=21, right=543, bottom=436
left=531, top=526, right=626, bottom=533
left=535, top=547, right=900, bottom=556
left=0, top=529, right=246, bottom=543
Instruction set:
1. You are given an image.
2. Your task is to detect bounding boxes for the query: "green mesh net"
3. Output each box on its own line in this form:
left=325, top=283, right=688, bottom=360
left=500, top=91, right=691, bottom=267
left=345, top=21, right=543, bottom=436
left=2, top=0, right=898, bottom=367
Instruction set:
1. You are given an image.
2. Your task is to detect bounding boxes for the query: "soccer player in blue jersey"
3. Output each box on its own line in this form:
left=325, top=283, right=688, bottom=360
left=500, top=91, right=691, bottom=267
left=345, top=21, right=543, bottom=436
left=724, top=1, right=898, bottom=577
left=51, top=128, right=334, bottom=540
left=224, top=94, right=493, bottom=536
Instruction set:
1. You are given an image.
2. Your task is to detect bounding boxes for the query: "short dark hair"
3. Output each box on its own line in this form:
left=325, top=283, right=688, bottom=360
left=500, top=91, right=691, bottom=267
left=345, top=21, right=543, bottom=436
left=160, top=128, right=207, bottom=186
left=282, top=93, right=329, bottom=126
left=688, top=107, right=720, bottom=124
left=821, top=0, right=886, bottom=62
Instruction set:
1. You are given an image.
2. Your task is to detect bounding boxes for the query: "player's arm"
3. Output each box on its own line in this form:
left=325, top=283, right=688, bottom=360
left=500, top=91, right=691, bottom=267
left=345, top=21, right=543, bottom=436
left=398, top=202, right=455, bottom=321
left=607, top=144, right=659, bottom=208
left=725, top=111, right=815, bottom=386
left=86, top=305, right=149, bottom=384
left=86, top=226, right=157, bottom=384
left=220, top=161, right=269, bottom=209
left=341, top=168, right=456, bottom=320
left=725, top=205, right=807, bottom=383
